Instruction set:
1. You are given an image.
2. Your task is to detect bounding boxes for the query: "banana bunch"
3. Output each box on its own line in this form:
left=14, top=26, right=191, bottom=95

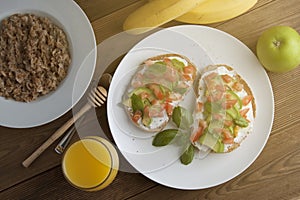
left=123, top=0, right=207, bottom=34
left=123, top=0, right=257, bottom=34
left=176, top=0, right=258, bottom=24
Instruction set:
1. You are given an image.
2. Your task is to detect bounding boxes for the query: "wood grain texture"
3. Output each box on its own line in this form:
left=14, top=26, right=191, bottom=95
left=91, top=0, right=147, bottom=43
left=213, top=0, right=300, bottom=53
left=1, top=0, right=300, bottom=199
left=74, top=0, right=142, bottom=21
left=0, top=167, right=156, bottom=200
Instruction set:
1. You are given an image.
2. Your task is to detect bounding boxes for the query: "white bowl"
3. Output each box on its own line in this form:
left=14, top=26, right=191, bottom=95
left=0, top=0, right=96, bottom=128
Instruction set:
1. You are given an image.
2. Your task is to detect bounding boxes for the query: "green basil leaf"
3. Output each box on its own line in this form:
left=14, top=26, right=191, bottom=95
left=180, top=144, right=194, bottom=165
left=152, top=129, right=179, bottom=147
left=172, top=106, right=193, bottom=129
left=131, top=93, right=144, bottom=112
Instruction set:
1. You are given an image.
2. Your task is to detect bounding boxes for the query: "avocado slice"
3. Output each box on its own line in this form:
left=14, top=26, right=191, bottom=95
left=234, top=116, right=249, bottom=127
left=208, top=119, right=224, bottom=133
left=214, top=140, right=224, bottom=153
left=199, top=133, right=224, bottom=153
left=226, top=106, right=239, bottom=119
left=198, top=133, right=219, bottom=152
left=142, top=115, right=152, bottom=127
left=130, top=93, right=153, bottom=127
left=171, top=58, right=185, bottom=71
left=147, top=62, right=167, bottom=74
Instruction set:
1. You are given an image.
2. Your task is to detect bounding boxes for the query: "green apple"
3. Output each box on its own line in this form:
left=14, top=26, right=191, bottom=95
left=256, top=26, right=300, bottom=73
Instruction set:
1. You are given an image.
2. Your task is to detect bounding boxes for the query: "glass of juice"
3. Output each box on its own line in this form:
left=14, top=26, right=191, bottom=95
left=62, top=136, right=119, bottom=191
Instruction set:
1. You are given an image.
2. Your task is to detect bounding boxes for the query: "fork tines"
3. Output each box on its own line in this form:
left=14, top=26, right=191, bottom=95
left=88, top=86, right=107, bottom=107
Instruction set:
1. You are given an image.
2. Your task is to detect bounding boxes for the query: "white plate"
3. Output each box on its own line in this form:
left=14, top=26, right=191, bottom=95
left=0, top=0, right=96, bottom=128
left=107, top=25, right=274, bottom=189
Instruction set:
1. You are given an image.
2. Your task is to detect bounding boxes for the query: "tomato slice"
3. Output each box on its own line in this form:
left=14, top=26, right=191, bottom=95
left=163, top=57, right=172, bottom=66
left=132, top=111, right=142, bottom=123
left=242, top=95, right=253, bottom=106
left=222, top=129, right=233, bottom=139
left=232, top=82, right=243, bottom=91
left=223, top=138, right=234, bottom=144
left=164, top=102, right=173, bottom=116
left=221, top=74, right=232, bottom=83
left=190, top=126, right=203, bottom=143
left=156, top=91, right=164, bottom=100
left=225, top=93, right=232, bottom=99
left=183, top=65, right=193, bottom=73
left=222, top=129, right=234, bottom=144
left=190, top=120, right=207, bottom=143
left=183, top=65, right=196, bottom=78
left=224, top=120, right=233, bottom=127
left=239, top=108, right=250, bottom=117
left=207, top=95, right=213, bottom=102
left=204, top=72, right=218, bottom=82
left=224, top=99, right=238, bottom=109
left=183, top=74, right=192, bottom=81
left=151, top=99, right=159, bottom=105
left=196, top=102, right=203, bottom=112
left=148, top=84, right=164, bottom=100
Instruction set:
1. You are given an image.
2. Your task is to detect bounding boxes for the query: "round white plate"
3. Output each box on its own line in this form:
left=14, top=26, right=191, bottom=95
left=107, top=25, right=274, bottom=189
left=0, top=0, right=96, bottom=128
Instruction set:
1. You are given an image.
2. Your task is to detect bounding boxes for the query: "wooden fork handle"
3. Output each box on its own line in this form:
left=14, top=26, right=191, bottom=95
left=22, top=103, right=92, bottom=168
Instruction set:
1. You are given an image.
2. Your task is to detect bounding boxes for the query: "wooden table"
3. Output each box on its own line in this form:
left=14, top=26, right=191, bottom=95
left=1, top=0, right=300, bottom=199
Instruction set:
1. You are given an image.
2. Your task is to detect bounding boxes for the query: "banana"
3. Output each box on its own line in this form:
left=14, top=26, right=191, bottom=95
left=123, top=0, right=207, bottom=34
left=175, top=0, right=258, bottom=24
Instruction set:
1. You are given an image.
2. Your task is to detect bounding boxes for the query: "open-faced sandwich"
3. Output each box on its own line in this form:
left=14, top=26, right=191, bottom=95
left=123, top=54, right=197, bottom=132
left=190, top=65, right=256, bottom=154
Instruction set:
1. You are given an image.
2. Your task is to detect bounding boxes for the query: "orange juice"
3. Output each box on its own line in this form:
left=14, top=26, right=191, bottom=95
left=62, top=136, right=119, bottom=191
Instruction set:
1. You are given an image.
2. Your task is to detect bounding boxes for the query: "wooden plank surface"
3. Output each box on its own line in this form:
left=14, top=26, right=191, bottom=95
left=74, top=0, right=142, bottom=21
left=1, top=0, right=300, bottom=199
left=1, top=160, right=157, bottom=200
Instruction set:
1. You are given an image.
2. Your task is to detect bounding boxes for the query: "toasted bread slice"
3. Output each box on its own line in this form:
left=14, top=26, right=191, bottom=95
left=123, top=54, right=197, bottom=132
left=191, top=64, right=255, bottom=153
